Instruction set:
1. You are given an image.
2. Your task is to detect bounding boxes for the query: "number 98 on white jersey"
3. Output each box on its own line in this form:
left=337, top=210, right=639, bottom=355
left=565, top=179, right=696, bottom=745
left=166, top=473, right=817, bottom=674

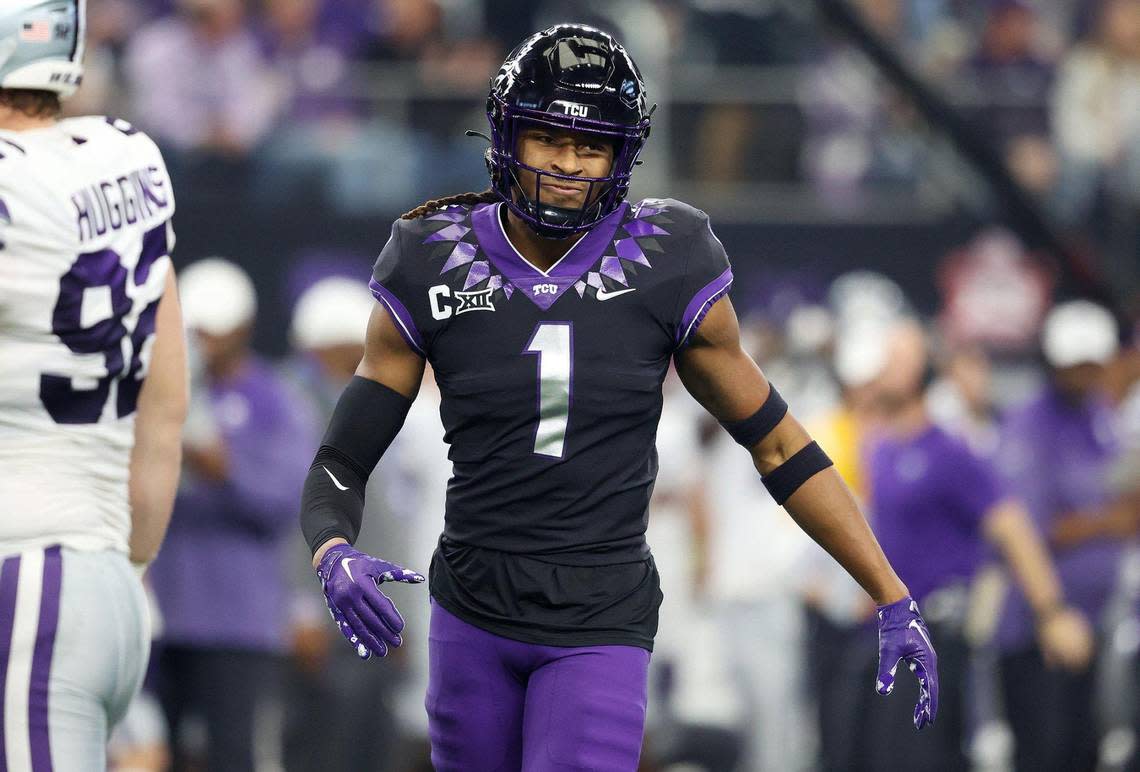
left=0, top=115, right=176, bottom=554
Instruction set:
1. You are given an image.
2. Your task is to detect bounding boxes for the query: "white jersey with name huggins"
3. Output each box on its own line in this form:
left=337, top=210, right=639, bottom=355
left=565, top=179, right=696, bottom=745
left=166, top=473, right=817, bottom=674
left=0, top=116, right=175, bottom=554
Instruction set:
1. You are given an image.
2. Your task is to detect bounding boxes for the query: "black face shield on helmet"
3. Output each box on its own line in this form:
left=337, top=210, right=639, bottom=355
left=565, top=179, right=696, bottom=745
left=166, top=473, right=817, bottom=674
left=485, top=24, right=652, bottom=240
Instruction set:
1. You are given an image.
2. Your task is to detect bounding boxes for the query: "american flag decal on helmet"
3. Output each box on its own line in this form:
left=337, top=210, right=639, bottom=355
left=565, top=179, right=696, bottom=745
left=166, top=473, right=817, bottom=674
left=20, top=20, right=51, bottom=43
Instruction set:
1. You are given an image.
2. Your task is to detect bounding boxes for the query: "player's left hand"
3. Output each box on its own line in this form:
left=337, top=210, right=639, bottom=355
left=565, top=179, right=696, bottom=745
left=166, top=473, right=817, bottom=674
left=875, top=595, right=939, bottom=730
left=315, top=543, right=425, bottom=660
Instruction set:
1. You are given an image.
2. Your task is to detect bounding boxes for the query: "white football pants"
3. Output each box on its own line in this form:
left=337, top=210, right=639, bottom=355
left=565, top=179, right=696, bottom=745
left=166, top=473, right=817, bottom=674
left=0, top=546, right=149, bottom=771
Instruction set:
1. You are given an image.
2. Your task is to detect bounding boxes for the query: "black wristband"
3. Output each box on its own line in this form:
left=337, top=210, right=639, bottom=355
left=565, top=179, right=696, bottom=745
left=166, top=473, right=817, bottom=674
left=719, top=384, right=788, bottom=448
left=762, top=441, right=834, bottom=505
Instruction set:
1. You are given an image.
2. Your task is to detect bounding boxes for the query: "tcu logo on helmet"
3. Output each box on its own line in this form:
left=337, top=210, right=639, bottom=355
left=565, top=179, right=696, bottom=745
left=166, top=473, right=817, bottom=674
left=550, top=100, right=596, bottom=119
left=532, top=283, right=558, bottom=296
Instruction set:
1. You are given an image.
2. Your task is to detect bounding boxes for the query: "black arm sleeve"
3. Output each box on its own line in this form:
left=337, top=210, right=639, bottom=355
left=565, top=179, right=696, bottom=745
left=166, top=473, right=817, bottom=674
left=300, top=376, right=414, bottom=555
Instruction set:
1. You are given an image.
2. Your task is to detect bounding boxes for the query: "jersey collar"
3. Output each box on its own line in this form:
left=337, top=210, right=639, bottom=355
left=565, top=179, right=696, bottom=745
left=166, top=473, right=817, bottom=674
left=471, top=201, right=628, bottom=311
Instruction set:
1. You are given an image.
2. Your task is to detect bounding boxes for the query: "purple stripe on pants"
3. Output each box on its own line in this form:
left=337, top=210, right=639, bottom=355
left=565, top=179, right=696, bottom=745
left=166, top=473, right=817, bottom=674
left=29, top=546, right=61, bottom=772
left=0, top=555, right=22, bottom=768
left=427, top=600, right=650, bottom=771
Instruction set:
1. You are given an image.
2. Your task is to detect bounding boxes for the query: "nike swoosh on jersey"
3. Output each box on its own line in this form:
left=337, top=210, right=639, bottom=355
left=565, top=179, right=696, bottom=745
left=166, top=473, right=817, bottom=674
left=323, top=466, right=349, bottom=491
left=341, top=557, right=356, bottom=583
left=595, top=287, right=637, bottom=301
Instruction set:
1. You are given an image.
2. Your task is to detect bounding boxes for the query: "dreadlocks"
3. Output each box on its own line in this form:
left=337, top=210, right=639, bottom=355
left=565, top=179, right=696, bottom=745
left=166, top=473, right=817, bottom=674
left=401, top=189, right=499, bottom=220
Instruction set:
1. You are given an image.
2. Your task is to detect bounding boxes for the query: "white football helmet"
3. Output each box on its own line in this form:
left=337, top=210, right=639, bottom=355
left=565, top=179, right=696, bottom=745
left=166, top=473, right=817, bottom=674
left=0, top=0, right=85, bottom=98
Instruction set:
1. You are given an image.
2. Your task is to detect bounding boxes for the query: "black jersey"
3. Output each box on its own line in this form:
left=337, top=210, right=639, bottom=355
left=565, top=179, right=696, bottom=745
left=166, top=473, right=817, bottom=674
left=371, top=198, right=731, bottom=648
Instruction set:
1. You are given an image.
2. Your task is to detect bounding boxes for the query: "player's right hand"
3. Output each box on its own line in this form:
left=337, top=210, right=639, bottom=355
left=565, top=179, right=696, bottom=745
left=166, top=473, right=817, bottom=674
left=315, top=543, right=425, bottom=660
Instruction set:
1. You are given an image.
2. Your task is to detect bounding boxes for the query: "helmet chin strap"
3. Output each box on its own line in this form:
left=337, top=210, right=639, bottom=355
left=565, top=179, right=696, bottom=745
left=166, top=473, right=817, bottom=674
left=533, top=199, right=592, bottom=235
left=505, top=165, right=611, bottom=240
left=515, top=192, right=603, bottom=240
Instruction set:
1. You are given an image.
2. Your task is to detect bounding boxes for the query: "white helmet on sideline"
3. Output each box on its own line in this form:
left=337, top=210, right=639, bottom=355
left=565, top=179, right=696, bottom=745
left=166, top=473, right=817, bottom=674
left=1041, top=300, right=1119, bottom=369
left=179, top=258, right=258, bottom=336
left=291, top=277, right=374, bottom=351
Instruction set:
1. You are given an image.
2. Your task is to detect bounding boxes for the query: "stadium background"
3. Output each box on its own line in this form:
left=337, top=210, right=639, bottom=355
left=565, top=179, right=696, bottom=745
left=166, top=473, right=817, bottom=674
left=80, top=0, right=1140, bottom=770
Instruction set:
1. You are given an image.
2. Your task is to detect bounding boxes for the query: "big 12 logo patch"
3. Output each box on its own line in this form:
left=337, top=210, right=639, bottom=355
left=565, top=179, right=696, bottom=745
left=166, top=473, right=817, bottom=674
left=429, top=284, right=496, bottom=320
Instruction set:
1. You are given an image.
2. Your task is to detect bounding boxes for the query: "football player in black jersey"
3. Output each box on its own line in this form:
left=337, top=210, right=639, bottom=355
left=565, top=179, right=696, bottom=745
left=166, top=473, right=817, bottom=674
left=300, top=24, right=939, bottom=769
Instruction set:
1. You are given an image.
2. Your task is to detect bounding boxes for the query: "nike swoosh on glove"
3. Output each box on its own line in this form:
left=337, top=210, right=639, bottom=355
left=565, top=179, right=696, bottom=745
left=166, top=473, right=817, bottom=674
left=875, top=595, right=940, bottom=730
left=316, top=543, right=425, bottom=660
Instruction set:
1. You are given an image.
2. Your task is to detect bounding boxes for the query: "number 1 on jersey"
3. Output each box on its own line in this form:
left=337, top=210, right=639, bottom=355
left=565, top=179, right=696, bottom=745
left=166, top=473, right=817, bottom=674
left=523, top=322, right=573, bottom=458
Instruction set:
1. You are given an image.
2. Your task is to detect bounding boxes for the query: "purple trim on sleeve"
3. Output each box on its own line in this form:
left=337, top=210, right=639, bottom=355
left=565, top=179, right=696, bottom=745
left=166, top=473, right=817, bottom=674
left=676, top=267, right=733, bottom=347
left=29, top=545, right=61, bottom=772
left=369, top=279, right=427, bottom=357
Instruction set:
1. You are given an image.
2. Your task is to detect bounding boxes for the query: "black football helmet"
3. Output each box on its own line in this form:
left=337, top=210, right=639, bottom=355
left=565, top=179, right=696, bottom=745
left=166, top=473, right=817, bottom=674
left=485, top=24, right=652, bottom=239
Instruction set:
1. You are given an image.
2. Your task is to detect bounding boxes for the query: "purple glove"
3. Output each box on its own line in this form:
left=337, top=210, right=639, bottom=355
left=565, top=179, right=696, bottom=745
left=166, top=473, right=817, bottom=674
left=315, top=543, right=425, bottom=660
left=875, top=596, right=939, bottom=730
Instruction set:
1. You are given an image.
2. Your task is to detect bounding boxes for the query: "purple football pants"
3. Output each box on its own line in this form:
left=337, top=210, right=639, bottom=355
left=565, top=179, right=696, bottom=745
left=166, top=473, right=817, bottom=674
left=426, top=601, right=651, bottom=771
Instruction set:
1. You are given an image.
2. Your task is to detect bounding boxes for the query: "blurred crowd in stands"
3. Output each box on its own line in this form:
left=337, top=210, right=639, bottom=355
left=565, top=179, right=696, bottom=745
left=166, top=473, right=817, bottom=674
left=68, top=0, right=1140, bottom=223
left=71, top=0, right=1140, bottom=769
